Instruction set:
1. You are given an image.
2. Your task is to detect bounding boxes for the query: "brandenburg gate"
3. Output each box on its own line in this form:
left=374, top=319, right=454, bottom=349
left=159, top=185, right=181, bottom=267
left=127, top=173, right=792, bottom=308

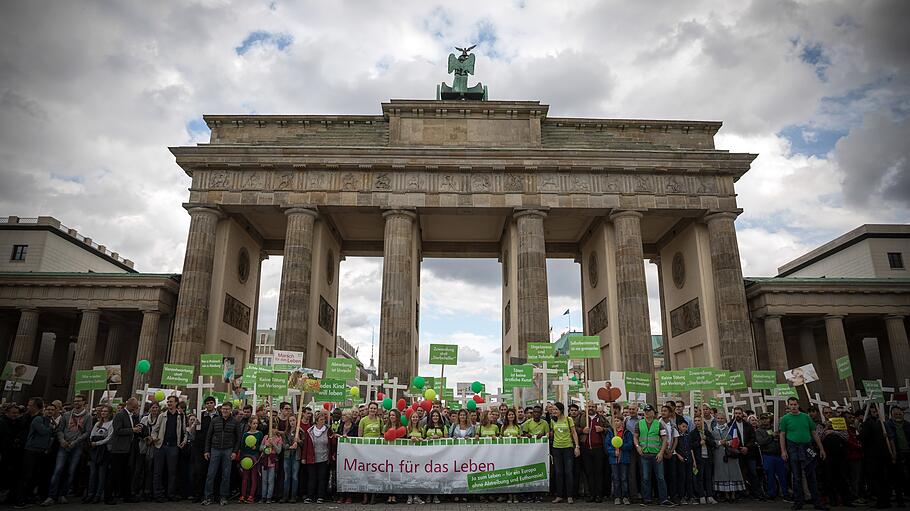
left=168, top=59, right=759, bottom=384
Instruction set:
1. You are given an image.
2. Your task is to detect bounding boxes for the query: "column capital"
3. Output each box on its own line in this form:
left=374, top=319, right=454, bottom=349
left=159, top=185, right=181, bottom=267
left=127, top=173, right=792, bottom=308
left=285, top=206, right=318, bottom=218
left=184, top=205, right=225, bottom=219
left=139, top=308, right=162, bottom=316
left=649, top=256, right=661, bottom=266
left=703, top=209, right=743, bottom=223
left=609, top=209, right=644, bottom=222
left=80, top=308, right=101, bottom=314
left=764, top=314, right=783, bottom=320
left=18, top=307, right=39, bottom=314
left=512, top=207, right=548, bottom=220
left=824, top=314, right=845, bottom=320
left=381, top=208, right=417, bottom=220
left=886, top=314, right=906, bottom=321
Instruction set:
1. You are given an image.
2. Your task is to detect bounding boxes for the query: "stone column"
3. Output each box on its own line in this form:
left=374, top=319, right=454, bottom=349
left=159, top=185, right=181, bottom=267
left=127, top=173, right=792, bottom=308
left=275, top=208, right=318, bottom=354
left=514, top=208, right=550, bottom=357
left=170, top=206, right=221, bottom=367
left=705, top=211, right=756, bottom=373
left=824, top=315, right=855, bottom=400
left=763, top=315, right=789, bottom=373
left=609, top=210, right=653, bottom=373
left=134, top=310, right=161, bottom=391
left=102, top=323, right=122, bottom=365
left=752, top=318, right=769, bottom=369
left=68, top=309, right=101, bottom=398
left=885, top=315, right=910, bottom=383
left=9, top=308, right=40, bottom=364
left=652, top=257, right=670, bottom=370
left=379, top=209, right=418, bottom=381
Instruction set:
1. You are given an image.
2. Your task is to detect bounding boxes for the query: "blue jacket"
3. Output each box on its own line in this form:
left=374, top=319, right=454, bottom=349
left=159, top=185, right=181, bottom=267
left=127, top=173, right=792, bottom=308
left=25, top=415, right=54, bottom=453
left=604, top=427, right=634, bottom=465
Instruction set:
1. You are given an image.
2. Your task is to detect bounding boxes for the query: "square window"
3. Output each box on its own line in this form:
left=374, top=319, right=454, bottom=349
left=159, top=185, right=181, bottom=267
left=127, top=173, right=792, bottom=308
left=888, top=252, right=904, bottom=270
left=10, top=244, right=27, bottom=261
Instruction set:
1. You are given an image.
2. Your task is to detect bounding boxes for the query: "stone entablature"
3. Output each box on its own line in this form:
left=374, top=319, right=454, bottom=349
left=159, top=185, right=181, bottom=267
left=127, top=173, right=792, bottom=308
left=0, top=272, right=180, bottom=313
left=745, top=277, right=910, bottom=317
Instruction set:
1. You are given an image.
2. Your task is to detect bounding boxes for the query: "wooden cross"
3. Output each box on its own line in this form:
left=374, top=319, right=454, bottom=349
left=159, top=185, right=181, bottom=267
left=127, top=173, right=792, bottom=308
left=741, top=387, right=767, bottom=414
left=136, top=384, right=153, bottom=415
left=809, top=393, right=830, bottom=409
left=489, top=388, right=511, bottom=407
left=717, top=389, right=736, bottom=418
left=552, top=374, right=574, bottom=405
left=765, top=394, right=790, bottom=432
left=657, top=392, right=678, bottom=404
left=454, top=387, right=473, bottom=411
left=532, top=361, right=559, bottom=405
left=355, top=372, right=383, bottom=403
left=383, top=376, right=409, bottom=404
left=187, top=375, right=215, bottom=422
left=287, top=388, right=301, bottom=411
left=850, top=389, right=871, bottom=415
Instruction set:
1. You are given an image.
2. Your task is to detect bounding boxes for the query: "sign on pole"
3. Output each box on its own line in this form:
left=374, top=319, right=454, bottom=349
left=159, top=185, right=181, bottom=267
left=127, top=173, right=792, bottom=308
left=751, top=370, right=777, bottom=390
left=685, top=367, right=717, bottom=390
left=429, top=344, right=459, bottom=365
left=1, top=362, right=38, bottom=385
left=257, top=372, right=289, bottom=397
left=727, top=371, right=747, bottom=391
left=316, top=379, right=348, bottom=402
left=503, top=365, right=534, bottom=392
left=567, top=336, right=599, bottom=359
left=161, top=364, right=194, bottom=386
left=624, top=372, right=653, bottom=393
left=325, top=358, right=357, bottom=380
left=273, top=350, right=304, bottom=372
left=200, top=354, right=223, bottom=377
left=862, top=380, right=885, bottom=404
left=836, top=356, right=853, bottom=380
left=75, top=369, right=107, bottom=392
left=527, top=343, right=556, bottom=363
left=657, top=371, right=687, bottom=393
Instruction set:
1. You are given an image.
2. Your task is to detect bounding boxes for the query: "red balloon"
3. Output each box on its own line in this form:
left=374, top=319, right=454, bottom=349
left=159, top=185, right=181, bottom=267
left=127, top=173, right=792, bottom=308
left=397, top=426, right=407, bottom=437
left=377, top=392, right=385, bottom=400
left=397, top=398, right=406, bottom=411
left=411, top=402, right=419, bottom=411
left=473, top=394, right=485, bottom=404
left=384, top=429, right=397, bottom=442
left=405, top=408, right=414, bottom=419
left=420, top=400, right=433, bottom=411
left=323, top=402, right=332, bottom=410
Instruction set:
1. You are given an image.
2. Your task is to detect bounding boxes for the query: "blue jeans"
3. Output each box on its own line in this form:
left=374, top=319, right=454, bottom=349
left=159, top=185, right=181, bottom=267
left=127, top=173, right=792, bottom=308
left=640, top=454, right=668, bottom=503
left=787, top=441, right=819, bottom=506
left=154, top=445, right=179, bottom=498
left=49, top=447, right=82, bottom=498
left=204, top=448, right=233, bottom=499
left=552, top=447, right=575, bottom=499
left=763, top=453, right=789, bottom=498
left=261, top=467, right=275, bottom=500
left=282, top=453, right=299, bottom=499
left=611, top=463, right=629, bottom=498
left=87, top=449, right=108, bottom=498
left=694, top=456, right=713, bottom=498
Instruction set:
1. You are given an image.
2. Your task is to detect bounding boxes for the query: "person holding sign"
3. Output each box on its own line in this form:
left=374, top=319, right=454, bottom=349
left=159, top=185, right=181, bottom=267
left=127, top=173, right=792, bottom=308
left=550, top=402, right=580, bottom=504
left=780, top=397, right=827, bottom=510
left=356, top=402, right=382, bottom=505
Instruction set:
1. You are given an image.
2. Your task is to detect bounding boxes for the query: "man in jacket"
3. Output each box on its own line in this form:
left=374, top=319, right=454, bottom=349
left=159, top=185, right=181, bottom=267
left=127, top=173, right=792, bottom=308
left=887, top=406, right=910, bottom=507
left=732, top=406, right=761, bottom=499
left=579, top=403, right=606, bottom=502
left=44, top=395, right=92, bottom=505
left=756, top=413, right=788, bottom=500
left=202, top=402, right=240, bottom=506
left=191, top=396, right=218, bottom=502
left=105, top=397, right=142, bottom=504
left=16, top=399, right=51, bottom=508
left=151, top=395, right=187, bottom=502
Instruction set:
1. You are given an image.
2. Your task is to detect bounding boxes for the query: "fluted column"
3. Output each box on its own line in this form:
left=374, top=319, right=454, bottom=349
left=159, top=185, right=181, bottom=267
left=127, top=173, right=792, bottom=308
left=705, top=211, right=756, bottom=373
left=170, top=206, right=221, bottom=367
left=824, top=315, right=855, bottom=400
left=514, top=208, right=550, bottom=357
left=610, top=210, right=654, bottom=373
left=102, top=323, right=122, bottom=365
left=752, top=318, right=769, bottom=369
left=652, top=257, right=670, bottom=370
left=68, top=309, right=101, bottom=398
left=275, top=208, right=318, bottom=354
left=885, top=316, right=910, bottom=383
left=10, top=308, right=40, bottom=364
left=379, top=209, right=418, bottom=381
left=134, top=310, right=161, bottom=391
left=763, top=315, right=789, bottom=373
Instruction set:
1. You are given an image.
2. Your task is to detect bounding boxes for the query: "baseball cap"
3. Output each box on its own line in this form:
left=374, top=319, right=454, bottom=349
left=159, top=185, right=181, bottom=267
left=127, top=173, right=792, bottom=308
left=643, top=404, right=655, bottom=412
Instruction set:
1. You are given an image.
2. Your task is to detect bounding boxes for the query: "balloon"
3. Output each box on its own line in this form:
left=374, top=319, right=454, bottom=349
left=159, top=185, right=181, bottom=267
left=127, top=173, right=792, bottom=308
left=264, top=447, right=272, bottom=455
left=323, top=402, right=332, bottom=411
left=233, top=399, right=242, bottom=408
left=137, top=359, right=151, bottom=374
left=472, top=394, right=484, bottom=404
left=466, top=400, right=477, bottom=411
left=420, top=400, right=433, bottom=412
left=411, top=402, right=419, bottom=411
left=382, top=397, right=393, bottom=410
left=397, top=426, right=407, bottom=438
left=423, top=389, right=436, bottom=401
left=349, top=387, right=360, bottom=397
left=245, top=434, right=257, bottom=448
left=571, top=375, right=578, bottom=382
left=405, top=408, right=414, bottom=419
left=397, top=398, right=406, bottom=411
left=471, top=381, right=483, bottom=393
left=412, top=376, right=425, bottom=390
left=154, top=390, right=166, bottom=402
left=611, top=436, right=623, bottom=449
left=400, top=415, right=409, bottom=426
left=384, top=429, right=397, bottom=442
left=241, top=457, right=254, bottom=470
left=377, top=392, right=384, bottom=401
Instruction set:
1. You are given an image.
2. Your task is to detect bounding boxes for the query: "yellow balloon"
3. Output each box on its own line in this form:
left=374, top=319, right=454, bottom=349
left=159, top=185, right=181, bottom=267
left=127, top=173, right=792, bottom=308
left=350, top=386, right=360, bottom=397
left=423, top=389, right=437, bottom=401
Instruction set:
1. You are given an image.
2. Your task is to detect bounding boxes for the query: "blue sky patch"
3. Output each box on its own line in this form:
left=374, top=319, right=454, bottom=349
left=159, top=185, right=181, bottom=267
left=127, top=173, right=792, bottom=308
left=778, top=124, right=846, bottom=158
left=799, top=42, right=830, bottom=81
left=235, top=31, right=293, bottom=56
left=472, top=19, right=501, bottom=59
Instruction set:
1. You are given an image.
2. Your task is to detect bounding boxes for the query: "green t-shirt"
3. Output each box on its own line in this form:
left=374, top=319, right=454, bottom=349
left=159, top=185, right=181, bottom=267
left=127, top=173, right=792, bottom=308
left=408, top=426, right=425, bottom=439
left=425, top=426, right=447, bottom=439
left=479, top=424, right=500, bottom=437
left=551, top=416, right=576, bottom=449
left=360, top=416, right=382, bottom=438
left=522, top=418, right=550, bottom=437
left=779, top=412, right=814, bottom=444
left=501, top=424, right=522, bottom=437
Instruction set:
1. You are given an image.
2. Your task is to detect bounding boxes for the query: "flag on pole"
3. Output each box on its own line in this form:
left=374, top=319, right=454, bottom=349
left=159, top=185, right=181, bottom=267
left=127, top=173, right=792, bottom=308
left=562, top=309, right=570, bottom=315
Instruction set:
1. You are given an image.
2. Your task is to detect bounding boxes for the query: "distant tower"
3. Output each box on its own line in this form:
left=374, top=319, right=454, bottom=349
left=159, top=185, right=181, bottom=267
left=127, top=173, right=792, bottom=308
left=368, top=326, right=376, bottom=373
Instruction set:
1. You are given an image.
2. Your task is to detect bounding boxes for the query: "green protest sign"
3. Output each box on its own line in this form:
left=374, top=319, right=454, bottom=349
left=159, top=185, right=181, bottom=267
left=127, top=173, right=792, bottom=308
left=503, top=365, right=534, bottom=391
left=161, top=364, right=194, bottom=386
left=727, top=371, right=747, bottom=391
left=714, top=370, right=731, bottom=388
left=466, top=462, right=548, bottom=491
left=685, top=368, right=717, bottom=390
left=205, top=391, right=229, bottom=405
left=325, top=358, right=357, bottom=381
left=410, top=376, right=443, bottom=395
left=836, top=356, right=853, bottom=380
left=200, top=354, right=223, bottom=377
left=625, top=371, right=653, bottom=393
left=707, top=397, right=724, bottom=409
left=540, top=358, right=568, bottom=376
left=316, top=379, right=348, bottom=402
left=442, top=388, right=455, bottom=402
left=429, top=344, right=458, bottom=365
left=862, top=380, right=885, bottom=404
left=527, top=343, right=556, bottom=363
left=690, top=390, right=704, bottom=406
left=773, top=384, right=798, bottom=398
left=568, top=336, right=600, bottom=359
left=751, top=371, right=777, bottom=390
left=242, top=364, right=271, bottom=386
left=257, top=372, right=289, bottom=397
left=657, top=371, right=687, bottom=392
left=75, top=369, right=107, bottom=392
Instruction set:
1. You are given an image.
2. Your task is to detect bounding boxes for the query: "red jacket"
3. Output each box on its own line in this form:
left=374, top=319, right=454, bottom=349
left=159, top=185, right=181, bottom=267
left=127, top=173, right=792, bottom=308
left=298, top=422, right=336, bottom=464
left=583, top=414, right=606, bottom=449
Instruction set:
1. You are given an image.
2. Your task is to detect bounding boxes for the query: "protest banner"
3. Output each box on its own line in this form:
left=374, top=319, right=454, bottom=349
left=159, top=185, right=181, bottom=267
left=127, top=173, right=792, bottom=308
left=429, top=344, right=459, bottom=365
left=75, top=369, right=107, bottom=392
left=1, top=362, right=38, bottom=385
left=161, top=364, right=194, bottom=386
left=526, top=343, right=556, bottom=363
left=336, top=436, right=549, bottom=494
left=836, top=356, right=853, bottom=380
left=502, top=365, right=533, bottom=392
left=567, top=336, right=599, bottom=359
left=316, top=379, right=348, bottom=402
left=273, top=350, right=304, bottom=372
left=200, top=354, right=223, bottom=377
left=92, top=365, right=122, bottom=385
left=751, top=371, right=777, bottom=390
left=325, top=357, right=357, bottom=381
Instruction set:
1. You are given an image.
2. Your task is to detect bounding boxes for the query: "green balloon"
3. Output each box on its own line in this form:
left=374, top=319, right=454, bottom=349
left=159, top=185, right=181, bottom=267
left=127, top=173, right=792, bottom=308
left=240, top=457, right=254, bottom=470
left=466, top=400, right=477, bottom=411
left=382, top=397, right=393, bottom=410
left=412, top=376, right=425, bottom=390
left=571, top=375, right=578, bottom=382
left=137, top=359, right=151, bottom=374
left=245, top=434, right=256, bottom=448
left=401, top=415, right=409, bottom=426
left=471, top=381, right=483, bottom=393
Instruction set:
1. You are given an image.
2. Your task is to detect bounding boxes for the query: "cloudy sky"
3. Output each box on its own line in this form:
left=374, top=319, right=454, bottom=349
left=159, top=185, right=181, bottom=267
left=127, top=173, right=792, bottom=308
left=2, top=1, right=908, bottom=391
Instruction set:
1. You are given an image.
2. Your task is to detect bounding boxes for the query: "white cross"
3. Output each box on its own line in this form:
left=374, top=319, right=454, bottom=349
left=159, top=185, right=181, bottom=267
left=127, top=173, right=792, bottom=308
left=533, top=361, right=559, bottom=405
left=490, top=388, right=511, bottom=405
left=247, top=385, right=259, bottom=412
left=765, top=394, right=790, bottom=432
left=453, top=387, right=474, bottom=411
left=574, top=391, right=587, bottom=411
left=512, top=387, right=524, bottom=409
left=136, top=384, right=153, bottom=415
left=809, top=393, right=830, bottom=409
left=552, top=374, right=574, bottom=405
left=287, top=388, right=301, bottom=411
left=850, top=389, right=871, bottom=414
left=717, top=389, right=735, bottom=418
left=383, top=376, right=409, bottom=404
left=187, top=375, right=216, bottom=422
left=689, top=390, right=703, bottom=409
left=741, top=387, right=767, bottom=414
left=657, top=392, right=678, bottom=404
left=355, top=373, right=383, bottom=403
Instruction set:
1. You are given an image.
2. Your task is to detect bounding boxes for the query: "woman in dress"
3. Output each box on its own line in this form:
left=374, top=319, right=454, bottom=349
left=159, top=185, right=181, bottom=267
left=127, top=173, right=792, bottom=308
left=711, top=411, right=745, bottom=502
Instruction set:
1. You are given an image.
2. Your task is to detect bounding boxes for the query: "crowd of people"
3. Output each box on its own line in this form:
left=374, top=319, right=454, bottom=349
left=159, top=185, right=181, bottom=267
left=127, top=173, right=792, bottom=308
left=1, top=393, right=908, bottom=509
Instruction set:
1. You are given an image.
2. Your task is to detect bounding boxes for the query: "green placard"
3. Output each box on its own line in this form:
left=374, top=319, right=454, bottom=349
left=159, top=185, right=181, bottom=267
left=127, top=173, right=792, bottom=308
left=568, top=336, right=600, bottom=359
left=714, top=370, right=731, bottom=388
left=707, top=397, right=724, bottom=409
left=657, top=371, right=687, bottom=392
left=836, top=356, right=853, bottom=380
left=442, top=388, right=455, bottom=402
left=685, top=367, right=717, bottom=390
left=541, top=358, right=569, bottom=376
left=200, top=354, right=223, bottom=377
left=242, top=363, right=271, bottom=386
left=325, top=358, right=357, bottom=381
left=527, top=343, right=556, bottom=363
left=161, top=364, right=194, bottom=386
left=625, top=371, right=653, bottom=393
left=75, top=369, right=107, bottom=392
left=503, top=365, right=533, bottom=391
left=257, top=372, right=289, bottom=397
left=690, top=389, right=703, bottom=406
left=862, top=380, right=885, bottom=404
left=466, top=462, right=548, bottom=491
left=429, top=344, right=458, bottom=365
left=205, top=391, right=229, bottom=405
left=751, top=371, right=777, bottom=390
left=773, top=384, right=798, bottom=398
left=316, top=379, right=348, bottom=402
left=727, top=371, right=747, bottom=391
